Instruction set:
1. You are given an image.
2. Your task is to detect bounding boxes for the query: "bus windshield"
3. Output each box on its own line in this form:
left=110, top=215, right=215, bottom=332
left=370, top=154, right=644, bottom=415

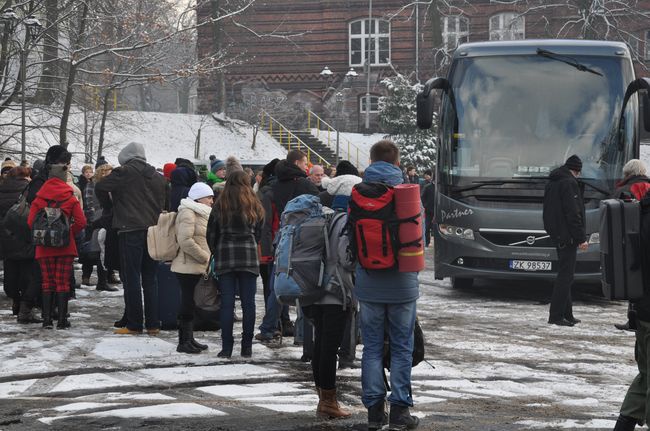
left=440, top=54, right=635, bottom=190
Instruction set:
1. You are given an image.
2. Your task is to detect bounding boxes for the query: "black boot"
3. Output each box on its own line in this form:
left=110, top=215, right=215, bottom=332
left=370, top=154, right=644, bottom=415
left=613, top=414, right=638, bottom=431
left=368, top=400, right=388, bottom=431
left=56, top=293, right=71, bottom=329
left=389, top=404, right=419, bottom=430
left=96, top=278, right=118, bottom=292
left=106, top=271, right=121, bottom=285
left=188, top=321, right=208, bottom=351
left=12, top=299, right=20, bottom=316
left=177, top=320, right=201, bottom=354
left=42, top=293, right=54, bottom=329
left=17, top=302, right=43, bottom=324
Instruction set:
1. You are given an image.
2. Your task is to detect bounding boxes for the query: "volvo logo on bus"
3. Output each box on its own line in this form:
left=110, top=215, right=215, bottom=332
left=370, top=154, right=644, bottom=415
left=526, top=236, right=536, bottom=245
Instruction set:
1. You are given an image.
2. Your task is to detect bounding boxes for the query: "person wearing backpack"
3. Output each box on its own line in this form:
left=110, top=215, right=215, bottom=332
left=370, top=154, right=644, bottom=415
left=207, top=171, right=264, bottom=358
left=0, top=166, right=40, bottom=323
left=351, top=140, right=420, bottom=431
left=169, top=159, right=197, bottom=212
left=318, top=160, right=362, bottom=370
left=27, top=157, right=87, bottom=330
left=170, top=182, right=214, bottom=354
left=95, top=142, right=166, bottom=335
left=256, top=150, right=318, bottom=343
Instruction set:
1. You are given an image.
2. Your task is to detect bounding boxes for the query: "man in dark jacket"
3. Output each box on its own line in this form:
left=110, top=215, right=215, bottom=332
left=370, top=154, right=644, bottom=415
left=542, top=155, right=587, bottom=327
left=95, top=142, right=166, bottom=335
left=256, top=150, right=318, bottom=342
left=421, top=170, right=435, bottom=247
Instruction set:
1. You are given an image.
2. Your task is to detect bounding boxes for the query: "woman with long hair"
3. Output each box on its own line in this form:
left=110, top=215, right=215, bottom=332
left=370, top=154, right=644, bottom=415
left=207, top=170, right=264, bottom=358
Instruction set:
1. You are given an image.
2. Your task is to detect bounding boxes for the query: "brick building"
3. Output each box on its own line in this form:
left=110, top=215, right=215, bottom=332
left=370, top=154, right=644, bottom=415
left=197, top=0, right=650, bottom=133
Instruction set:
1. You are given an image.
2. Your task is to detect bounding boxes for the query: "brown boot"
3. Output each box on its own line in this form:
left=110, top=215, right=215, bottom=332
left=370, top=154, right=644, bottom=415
left=317, top=388, right=351, bottom=419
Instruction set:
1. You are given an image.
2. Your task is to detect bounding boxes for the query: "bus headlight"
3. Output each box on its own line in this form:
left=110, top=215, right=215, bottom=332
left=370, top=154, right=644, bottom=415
left=588, top=233, right=599, bottom=244
left=439, top=224, right=474, bottom=240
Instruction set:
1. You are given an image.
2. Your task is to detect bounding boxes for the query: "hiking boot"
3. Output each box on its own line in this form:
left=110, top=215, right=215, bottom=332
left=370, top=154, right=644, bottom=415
left=317, top=388, right=351, bottom=419
left=255, top=332, right=279, bottom=342
left=146, top=328, right=160, bottom=335
left=241, top=345, right=252, bottom=358
left=177, top=321, right=201, bottom=354
left=368, top=400, right=388, bottom=431
left=106, top=271, right=121, bottom=285
left=114, top=327, right=143, bottom=335
left=41, top=293, right=54, bottom=329
left=615, top=320, right=637, bottom=332
left=613, top=414, right=638, bottom=431
left=56, top=293, right=71, bottom=329
left=17, top=302, right=43, bottom=324
left=389, top=404, right=419, bottom=430
left=96, top=279, right=118, bottom=292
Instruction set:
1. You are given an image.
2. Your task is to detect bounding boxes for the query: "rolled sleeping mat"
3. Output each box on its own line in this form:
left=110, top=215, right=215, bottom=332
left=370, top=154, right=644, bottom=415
left=394, top=184, right=425, bottom=272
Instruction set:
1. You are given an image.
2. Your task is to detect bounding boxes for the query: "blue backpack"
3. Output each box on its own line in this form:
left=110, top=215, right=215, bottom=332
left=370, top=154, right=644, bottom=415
left=274, top=195, right=330, bottom=306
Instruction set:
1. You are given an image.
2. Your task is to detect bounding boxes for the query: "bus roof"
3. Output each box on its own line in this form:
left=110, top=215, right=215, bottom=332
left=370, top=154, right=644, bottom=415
left=454, top=39, right=630, bottom=59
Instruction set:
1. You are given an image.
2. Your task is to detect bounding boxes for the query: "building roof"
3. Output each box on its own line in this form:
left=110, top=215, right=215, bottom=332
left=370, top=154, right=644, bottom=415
left=455, top=39, right=631, bottom=59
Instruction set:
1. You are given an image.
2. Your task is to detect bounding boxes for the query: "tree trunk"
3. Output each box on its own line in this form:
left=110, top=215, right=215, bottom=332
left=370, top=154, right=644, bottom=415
left=251, top=127, right=257, bottom=150
left=60, top=2, right=89, bottom=148
left=35, top=0, right=59, bottom=105
left=97, top=88, right=111, bottom=157
left=210, top=0, right=225, bottom=113
left=178, top=80, right=190, bottom=113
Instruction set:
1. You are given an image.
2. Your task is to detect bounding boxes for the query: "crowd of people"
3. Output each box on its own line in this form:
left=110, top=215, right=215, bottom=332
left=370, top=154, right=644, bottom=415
left=0, top=140, right=428, bottom=430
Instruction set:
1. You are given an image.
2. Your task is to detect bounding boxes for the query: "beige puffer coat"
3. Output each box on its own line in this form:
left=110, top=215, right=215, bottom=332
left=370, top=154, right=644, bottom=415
left=171, top=198, right=211, bottom=274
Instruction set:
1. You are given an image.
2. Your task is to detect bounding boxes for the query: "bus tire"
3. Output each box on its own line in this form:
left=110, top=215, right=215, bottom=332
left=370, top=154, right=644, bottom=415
left=451, top=277, right=474, bottom=289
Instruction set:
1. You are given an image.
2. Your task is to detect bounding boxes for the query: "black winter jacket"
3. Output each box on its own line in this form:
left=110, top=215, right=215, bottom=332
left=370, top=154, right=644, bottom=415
left=169, top=166, right=197, bottom=212
left=95, top=159, right=166, bottom=232
left=542, top=166, right=586, bottom=246
left=421, top=181, right=435, bottom=213
left=0, top=177, right=33, bottom=259
left=271, top=161, right=319, bottom=215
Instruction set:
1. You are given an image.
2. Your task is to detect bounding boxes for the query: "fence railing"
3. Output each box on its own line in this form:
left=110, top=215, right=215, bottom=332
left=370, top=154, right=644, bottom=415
left=260, top=110, right=332, bottom=166
left=306, top=110, right=369, bottom=169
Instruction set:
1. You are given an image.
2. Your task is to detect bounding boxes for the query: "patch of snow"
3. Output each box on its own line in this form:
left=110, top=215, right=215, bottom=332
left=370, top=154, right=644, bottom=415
left=516, top=418, right=617, bottom=429
left=197, top=382, right=305, bottom=398
left=140, top=364, right=282, bottom=384
left=40, top=402, right=225, bottom=423
left=0, top=379, right=36, bottom=398
left=253, top=403, right=314, bottom=413
left=52, top=402, right=127, bottom=412
left=74, top=392, right=175, bottom=402
left=50, top=373, right=131, bottom=393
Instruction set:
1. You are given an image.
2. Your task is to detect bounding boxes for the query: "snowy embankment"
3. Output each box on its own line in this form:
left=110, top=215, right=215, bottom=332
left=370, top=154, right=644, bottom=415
left=0, top=108, right=287, bottom=168
left=641, top=143, right=650, bottom=167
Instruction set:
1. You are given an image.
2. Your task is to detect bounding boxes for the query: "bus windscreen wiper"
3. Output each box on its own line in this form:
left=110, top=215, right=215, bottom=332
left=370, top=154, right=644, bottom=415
left=577, top=178, right=611, bottom=196
left=454, top=179, right=545, bottom=192
left=536, top=49, right=604, bottom=77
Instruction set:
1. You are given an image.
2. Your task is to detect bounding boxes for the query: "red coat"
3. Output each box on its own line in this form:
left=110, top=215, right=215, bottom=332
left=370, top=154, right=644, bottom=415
left=27, top=178, right=87, bottom=259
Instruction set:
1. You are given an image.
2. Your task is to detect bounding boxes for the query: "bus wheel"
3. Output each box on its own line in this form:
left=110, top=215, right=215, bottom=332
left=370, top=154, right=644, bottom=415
left=451, top=277, right=474, bottom=289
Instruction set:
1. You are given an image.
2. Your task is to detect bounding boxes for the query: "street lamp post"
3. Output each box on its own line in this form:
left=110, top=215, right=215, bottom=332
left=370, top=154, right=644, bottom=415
left=335, top=91, right=344, bottom=164
left=1, top=9, right=42, bottom=162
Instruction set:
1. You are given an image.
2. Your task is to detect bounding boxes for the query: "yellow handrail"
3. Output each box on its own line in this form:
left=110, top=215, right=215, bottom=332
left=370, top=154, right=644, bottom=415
left=262, top=110, right=331, bottom=167
left=306, top=110, right=369, bottom=169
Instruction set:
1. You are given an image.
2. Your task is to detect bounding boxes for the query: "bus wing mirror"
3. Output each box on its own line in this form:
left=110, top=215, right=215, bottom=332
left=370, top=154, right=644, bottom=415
left=618, top=78, right=650, bottom=150
left=417, top=77, right=450, bottom=130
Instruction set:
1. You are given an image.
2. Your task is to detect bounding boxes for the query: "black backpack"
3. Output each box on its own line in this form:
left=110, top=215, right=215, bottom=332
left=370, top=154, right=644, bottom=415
left=32, top=198, right=71, bottom=248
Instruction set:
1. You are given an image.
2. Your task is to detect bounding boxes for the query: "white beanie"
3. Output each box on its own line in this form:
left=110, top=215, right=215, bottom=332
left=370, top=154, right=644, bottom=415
left=188, top=182, right=214, bottom=201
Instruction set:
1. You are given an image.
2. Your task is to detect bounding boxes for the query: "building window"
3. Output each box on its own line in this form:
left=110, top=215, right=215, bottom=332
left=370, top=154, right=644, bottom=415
left=360, top=95, right=380, bottom=114
left=442, top=16, right=469, bottom=51
left=349, top=19, right=390, bottom=67
left=646, top=30, right=650, bottom=60
left=489, top=12, right=525, bottom=41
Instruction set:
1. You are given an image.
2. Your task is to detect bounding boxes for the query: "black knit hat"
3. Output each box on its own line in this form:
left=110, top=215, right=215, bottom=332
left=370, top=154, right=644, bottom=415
left=45, top=145, right=71, bottom=165
left=335, top=160, right=359, bottom=177
left=263, top=158, right=280, bottom=177
left=564, top=155, right=582, bottom=172
left=95, top=156, right=108, bottom=169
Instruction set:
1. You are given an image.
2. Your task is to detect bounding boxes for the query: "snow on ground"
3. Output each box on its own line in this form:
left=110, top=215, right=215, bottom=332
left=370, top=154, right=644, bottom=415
left=311, top=128, right=384, bottom=169
left=0, top=251, right=641, bottom=430
left=0, top=107, right=287, bottom=168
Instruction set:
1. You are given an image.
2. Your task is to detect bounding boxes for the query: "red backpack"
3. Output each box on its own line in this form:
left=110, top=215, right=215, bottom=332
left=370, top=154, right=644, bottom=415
left=348, top=182, right=398, bottom=269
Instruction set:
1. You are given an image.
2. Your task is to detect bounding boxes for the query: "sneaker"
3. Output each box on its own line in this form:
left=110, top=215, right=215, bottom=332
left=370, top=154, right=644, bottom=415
left=146, top=328, right=160, bottom=335
left=389, top=404, right=419, bottom=430
left=114, top=327, right=143, bottom=335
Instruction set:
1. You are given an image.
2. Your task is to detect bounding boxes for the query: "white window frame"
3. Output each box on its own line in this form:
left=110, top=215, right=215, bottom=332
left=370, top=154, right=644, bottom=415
left=349, top=19, right=391, bottom=67
left=489, top=12, right=525, bottom=41
left=442, top=16, right=469, bottom=51
left=360, top=95, right=380, bottom=114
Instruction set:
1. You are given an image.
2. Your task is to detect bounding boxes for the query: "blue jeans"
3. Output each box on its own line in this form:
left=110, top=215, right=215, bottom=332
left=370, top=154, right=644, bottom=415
left=219, top=271, right=258, bottom=350
left=119, top=230, right=159, bottom=331
left=359, top=300, right=417, bottom=408
left=258, top=264, right=290, bottom=336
